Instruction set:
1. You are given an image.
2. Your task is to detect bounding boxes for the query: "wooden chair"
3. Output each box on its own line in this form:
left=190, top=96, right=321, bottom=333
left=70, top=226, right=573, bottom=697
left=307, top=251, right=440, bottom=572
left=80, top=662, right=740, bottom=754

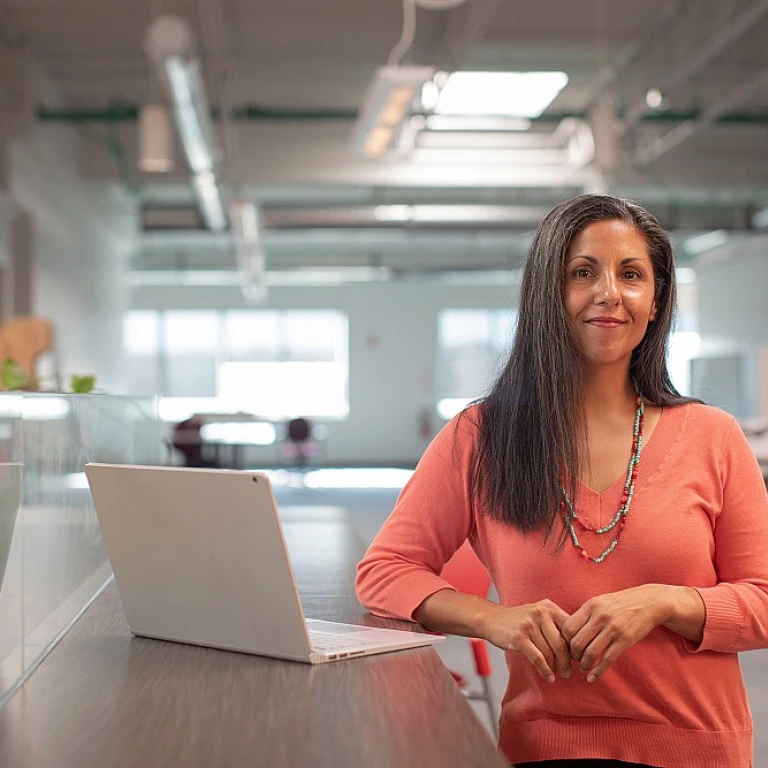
left=0, top=316, right=54, bottom=389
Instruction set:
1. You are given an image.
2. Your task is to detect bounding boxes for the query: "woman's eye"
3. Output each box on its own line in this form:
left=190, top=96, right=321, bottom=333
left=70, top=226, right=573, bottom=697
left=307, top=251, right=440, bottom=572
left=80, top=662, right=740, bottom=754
left=623, top=270, right=640, bottom=279
left=574, top=268, right=591, bottom=278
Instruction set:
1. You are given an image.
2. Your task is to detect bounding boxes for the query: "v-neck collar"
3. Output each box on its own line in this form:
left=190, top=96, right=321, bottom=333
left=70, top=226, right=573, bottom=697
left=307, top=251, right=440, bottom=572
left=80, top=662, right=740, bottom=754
left=573, top=403, right=689, bottom=515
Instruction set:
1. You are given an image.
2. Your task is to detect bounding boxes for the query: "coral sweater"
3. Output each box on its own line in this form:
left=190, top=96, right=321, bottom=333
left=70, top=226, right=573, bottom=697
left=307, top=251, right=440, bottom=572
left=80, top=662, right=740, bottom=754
left=356, top=403, right=768, bottom=767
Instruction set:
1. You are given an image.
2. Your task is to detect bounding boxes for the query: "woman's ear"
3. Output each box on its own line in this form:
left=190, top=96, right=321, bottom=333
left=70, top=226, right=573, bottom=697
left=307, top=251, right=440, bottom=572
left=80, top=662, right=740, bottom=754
left=649, top=299, right=658, bottom=322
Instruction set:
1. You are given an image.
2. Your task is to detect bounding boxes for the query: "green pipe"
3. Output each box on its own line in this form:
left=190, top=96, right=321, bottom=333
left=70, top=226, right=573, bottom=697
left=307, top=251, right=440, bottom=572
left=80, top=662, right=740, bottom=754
left=35, top=105, right=768, bottom=125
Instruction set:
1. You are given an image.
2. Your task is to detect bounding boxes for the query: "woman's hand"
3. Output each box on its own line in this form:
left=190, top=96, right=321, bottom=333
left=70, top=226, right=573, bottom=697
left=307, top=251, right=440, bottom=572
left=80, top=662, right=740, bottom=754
left=481, top=599, right=573, bottom=683
left=561, top=584, right=670, bottom=683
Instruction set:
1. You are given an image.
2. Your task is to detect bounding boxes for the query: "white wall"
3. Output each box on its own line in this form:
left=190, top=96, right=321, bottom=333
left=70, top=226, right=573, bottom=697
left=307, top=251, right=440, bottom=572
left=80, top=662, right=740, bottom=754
left=132, top=280, right=518, bottom=464
left=9, top=124, right=135, bottom=392
left=695, top=236, right=768, bottom=417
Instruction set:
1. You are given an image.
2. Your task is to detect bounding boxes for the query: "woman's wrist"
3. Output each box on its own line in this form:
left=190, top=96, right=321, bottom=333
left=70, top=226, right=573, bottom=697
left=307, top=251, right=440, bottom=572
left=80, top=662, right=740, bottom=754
left=658, top=584, right=706, bottom=643
left=475, top=598, right=505, bottom=643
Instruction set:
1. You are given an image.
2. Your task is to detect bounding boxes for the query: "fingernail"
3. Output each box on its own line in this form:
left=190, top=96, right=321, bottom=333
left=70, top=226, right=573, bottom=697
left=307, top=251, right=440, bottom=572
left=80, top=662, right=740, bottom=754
left=547, top=675, right=555, bottom=683
left=587, top=674, right=596, bottom=683
left=562, top=669, right=571, bottom=678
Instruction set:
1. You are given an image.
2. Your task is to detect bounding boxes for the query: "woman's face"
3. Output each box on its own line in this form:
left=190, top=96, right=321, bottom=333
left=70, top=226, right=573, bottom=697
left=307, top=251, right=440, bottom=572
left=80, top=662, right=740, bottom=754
left=563, top=219, right=658, bottom=370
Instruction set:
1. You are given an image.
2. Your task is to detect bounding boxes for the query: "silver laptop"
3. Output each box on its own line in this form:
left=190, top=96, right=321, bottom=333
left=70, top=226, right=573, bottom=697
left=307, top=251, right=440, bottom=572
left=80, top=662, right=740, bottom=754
left=84, top=463, right=443, bottom=663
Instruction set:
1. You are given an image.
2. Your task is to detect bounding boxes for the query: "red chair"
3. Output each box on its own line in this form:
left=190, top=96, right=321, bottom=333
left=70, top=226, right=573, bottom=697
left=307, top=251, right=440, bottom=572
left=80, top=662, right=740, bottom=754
left=440, top=540, right=499, bottom=738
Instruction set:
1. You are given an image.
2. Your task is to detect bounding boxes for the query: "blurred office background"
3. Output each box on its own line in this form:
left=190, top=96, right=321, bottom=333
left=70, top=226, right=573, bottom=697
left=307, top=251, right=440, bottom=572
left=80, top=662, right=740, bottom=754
left=1, top=0, right=768, bottom=742
left=0, top=0, right=767, bottom=467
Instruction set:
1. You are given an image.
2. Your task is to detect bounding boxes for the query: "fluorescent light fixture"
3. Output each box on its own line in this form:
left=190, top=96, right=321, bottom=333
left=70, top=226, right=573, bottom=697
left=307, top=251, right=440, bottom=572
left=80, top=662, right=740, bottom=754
left=425, top=115, right=532, bottom=131
left=144, top=16, right=227, bottom=232
left=410, top=148, right=566, bottom=165
left=417, top=131, right=553, bottom=149
left=683, top=230, right=728, bottom=256
left=128, top=270, right=241, bottom=286
left=435, top=71, right=568, bottom=117
left=138, top=105, right=174, bottom=172
left=373, top=204, right=549, bottom=224
left=415, top=0, right=469, bottom=7
left=421, top=80, right=440, bottom=111
left=266, top=267, right=391, bottom=285
left=351, top=66, right=436, bottom=158
left=374, top=205, right=414, bottom=221
left=128, top=267, right=392, bottom=287
left=164, top=57, right=215, bottom=174
left=430, top=270, right=519, bottom=286
left=192, top=171, right=227, bottom=231
left=230, top=201, right=267, bottom=302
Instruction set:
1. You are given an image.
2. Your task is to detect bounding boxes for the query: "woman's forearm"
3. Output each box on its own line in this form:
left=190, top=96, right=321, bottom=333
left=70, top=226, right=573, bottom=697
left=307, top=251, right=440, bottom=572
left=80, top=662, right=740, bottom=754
left=413, top=588, right=504, bottom=640
left=660, top=585, right=706, bottom=644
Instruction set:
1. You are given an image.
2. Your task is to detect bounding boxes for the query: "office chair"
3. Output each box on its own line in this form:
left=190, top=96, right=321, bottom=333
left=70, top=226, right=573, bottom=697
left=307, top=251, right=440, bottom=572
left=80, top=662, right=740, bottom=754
left=284, top=416, right=315, bottom=469
left=440, top=540, right=499, bottom=739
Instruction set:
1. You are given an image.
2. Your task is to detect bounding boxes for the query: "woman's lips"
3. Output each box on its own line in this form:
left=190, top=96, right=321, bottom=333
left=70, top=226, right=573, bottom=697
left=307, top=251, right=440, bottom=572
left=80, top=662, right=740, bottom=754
left=586, top=318, right=626, bottom=328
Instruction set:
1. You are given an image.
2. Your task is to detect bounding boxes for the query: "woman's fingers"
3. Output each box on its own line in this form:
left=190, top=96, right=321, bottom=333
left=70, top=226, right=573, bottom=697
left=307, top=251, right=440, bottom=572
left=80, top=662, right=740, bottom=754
left=583, top=639, right=627, bottom=682
left=568, top=615, right=602, bottom=663
left=518, top=637, right=558, bottom=682
left=541, top=619, right=572, bottom=678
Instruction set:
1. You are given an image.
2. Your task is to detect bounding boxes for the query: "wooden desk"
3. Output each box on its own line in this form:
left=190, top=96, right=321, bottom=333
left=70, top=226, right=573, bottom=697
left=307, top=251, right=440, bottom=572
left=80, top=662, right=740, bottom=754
left=0, top=509, right=507, bottom=768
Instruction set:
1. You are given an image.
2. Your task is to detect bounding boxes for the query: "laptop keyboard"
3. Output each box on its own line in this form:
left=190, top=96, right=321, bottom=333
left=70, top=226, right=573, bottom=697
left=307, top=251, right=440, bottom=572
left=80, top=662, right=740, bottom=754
left=308, top=630, right=369, bottom=651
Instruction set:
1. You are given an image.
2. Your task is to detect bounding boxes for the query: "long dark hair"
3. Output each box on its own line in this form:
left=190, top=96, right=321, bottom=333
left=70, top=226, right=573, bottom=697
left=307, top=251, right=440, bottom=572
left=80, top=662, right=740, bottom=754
left=467, top=194, right=696, bottom=536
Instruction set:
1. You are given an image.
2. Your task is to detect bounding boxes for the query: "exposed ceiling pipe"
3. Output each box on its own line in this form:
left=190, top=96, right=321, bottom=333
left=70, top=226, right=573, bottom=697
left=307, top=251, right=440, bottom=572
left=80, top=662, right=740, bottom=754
left=34, top=106, right=768, bottom=126
left=635, top=67, right=768, bottom=166
left=196, top=0, right=268, bottom=302
left=144, top=14, right=228, bottom=231
left=622, top=0, right=768, bottom=135
left=578, top=1, right=688, bottom=113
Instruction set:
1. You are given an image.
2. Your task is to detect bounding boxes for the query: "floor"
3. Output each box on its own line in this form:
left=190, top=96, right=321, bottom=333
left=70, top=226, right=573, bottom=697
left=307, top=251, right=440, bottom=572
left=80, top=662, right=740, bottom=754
left=272, top=480, right=768, bottom=762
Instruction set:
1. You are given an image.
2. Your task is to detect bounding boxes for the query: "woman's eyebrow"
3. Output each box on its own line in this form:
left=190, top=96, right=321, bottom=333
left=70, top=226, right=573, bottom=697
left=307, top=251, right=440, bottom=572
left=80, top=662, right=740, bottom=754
left=567, top=254, right=645, bottom=265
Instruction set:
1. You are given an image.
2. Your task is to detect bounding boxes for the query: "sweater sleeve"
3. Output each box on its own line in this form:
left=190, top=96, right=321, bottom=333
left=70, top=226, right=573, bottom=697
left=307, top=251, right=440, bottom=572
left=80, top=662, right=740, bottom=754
left=355, top=409, right=478, bottom=621
left=687, top=417, right=768, bottom=653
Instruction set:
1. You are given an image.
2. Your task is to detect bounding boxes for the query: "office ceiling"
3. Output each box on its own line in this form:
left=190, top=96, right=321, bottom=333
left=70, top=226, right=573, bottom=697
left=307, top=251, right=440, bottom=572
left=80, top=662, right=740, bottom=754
left=3, top=0, right=768, bottom=274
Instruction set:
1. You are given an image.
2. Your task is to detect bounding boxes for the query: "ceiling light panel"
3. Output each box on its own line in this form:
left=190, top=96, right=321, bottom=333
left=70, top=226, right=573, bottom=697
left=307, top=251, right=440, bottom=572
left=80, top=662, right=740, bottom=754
left=435, top=71, right=569, bottom=117
left=351, top=66, right=436, bottom=158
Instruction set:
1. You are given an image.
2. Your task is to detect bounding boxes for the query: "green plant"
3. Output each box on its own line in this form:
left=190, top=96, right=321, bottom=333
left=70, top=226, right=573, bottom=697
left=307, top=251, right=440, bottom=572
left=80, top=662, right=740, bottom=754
left=70, top=374, right=96, bottom=394
left=0, top=356, right=97, bottom=394
left=1, top=358, right=32, bottom=390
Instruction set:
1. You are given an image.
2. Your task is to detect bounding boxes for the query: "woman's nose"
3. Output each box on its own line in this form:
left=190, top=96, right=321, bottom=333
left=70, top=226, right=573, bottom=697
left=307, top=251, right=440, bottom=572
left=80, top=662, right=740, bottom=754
left=595, top=273, right=621, bottom=304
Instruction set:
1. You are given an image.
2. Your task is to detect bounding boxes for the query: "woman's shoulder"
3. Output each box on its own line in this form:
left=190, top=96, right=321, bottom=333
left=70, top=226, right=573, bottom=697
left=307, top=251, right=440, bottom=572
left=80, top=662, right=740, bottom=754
left=667, top=400, right=737, bottom=442
left=450, top=402, right=485, bottom=438
left=435, top=402, right=484, bottom=449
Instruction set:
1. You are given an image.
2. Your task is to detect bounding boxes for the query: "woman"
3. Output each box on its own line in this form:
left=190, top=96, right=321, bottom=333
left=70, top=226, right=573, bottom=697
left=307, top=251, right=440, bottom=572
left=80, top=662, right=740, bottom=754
left=356, top=195, right=768, bottom=767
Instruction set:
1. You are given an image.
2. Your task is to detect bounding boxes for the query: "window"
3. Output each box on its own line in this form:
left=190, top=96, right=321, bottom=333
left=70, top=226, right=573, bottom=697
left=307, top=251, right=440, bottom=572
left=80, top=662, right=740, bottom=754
left=122, top=309, right=349, bottom=420
left=123, top=311, right=161, bottom=395
left=436, top=308, right=517, bottom=419
left=668, top=271, right=699, bottom=396
left=164, top=311, right=219, bottom=396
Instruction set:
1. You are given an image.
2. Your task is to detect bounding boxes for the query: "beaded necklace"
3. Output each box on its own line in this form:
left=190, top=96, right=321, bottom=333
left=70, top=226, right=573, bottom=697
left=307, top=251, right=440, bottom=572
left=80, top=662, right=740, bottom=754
left=560, top=392, right=644, bottom=564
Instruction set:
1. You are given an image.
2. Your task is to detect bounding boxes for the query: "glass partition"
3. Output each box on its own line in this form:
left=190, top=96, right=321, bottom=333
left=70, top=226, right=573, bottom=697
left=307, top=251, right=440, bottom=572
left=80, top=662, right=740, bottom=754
left=0, top=394, right=163, bottom=706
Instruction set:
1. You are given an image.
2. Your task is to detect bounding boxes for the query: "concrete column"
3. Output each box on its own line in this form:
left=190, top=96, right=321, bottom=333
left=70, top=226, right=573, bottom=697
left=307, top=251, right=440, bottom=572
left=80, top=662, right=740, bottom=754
left=0, top=49, right=34, bottom=321
left=10, top=211, right=32, bottom=316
